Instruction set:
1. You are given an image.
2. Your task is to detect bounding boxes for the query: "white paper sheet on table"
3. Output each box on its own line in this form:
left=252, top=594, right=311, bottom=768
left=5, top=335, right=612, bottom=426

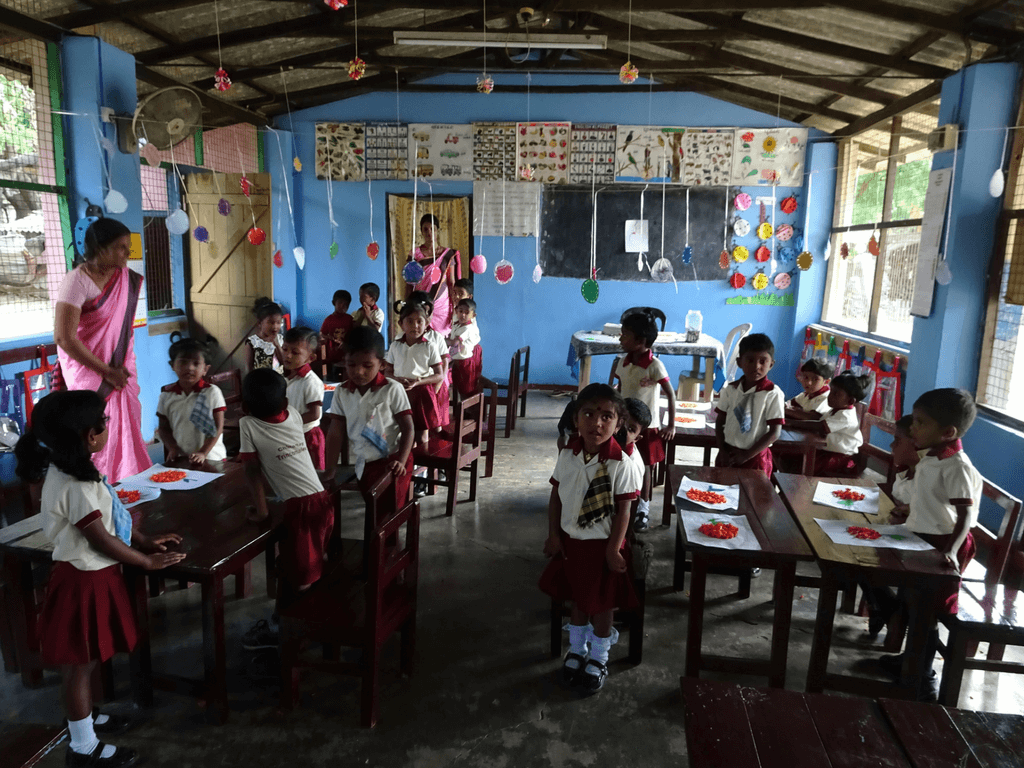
left=674, top=413, right=707, bottom=429
left=814, top=519, right=934, bottom=551
left=679, top=510, right=762, bottom=551
left=114, top=485, right=161, bottom=509
left=676, top=476, right=741, bottom=511
left=120, top=464, right=223, bottom=491
left=812, top=481, right=881, bottom=514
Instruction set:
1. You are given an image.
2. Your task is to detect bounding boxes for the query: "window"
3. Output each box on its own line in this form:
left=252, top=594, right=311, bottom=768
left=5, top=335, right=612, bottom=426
left=0, top=37, right=70, bottom=342
left=821, top=105, right=939, bottom=342
left=977, top=95, right=1024, bottom=423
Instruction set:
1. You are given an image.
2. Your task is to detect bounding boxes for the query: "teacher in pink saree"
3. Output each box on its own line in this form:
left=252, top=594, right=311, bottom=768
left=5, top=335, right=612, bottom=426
left=407, top=213, right=461, bottom=336
left=53, top=218, right=152, bottom=483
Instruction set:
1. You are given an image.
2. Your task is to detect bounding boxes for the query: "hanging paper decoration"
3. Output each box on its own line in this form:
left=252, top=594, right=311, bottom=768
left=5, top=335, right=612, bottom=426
left=776, top=223, right=793, bottom=242
left=366, top=242, right=379, bottom=260
left=650, top=258, right=674, bottom=282
left=755, top=245, right=770, bottom=263
left=193, top=226, right=208, bottom=242
left=329, top=241, right=339, bottom=259
left=273, top=250, right=283, bottom=268
left=581, top=278, right=599, bottom=303
left=868, top=233, right=880, bottom=256
left=425, top=263, right=442, bottom=285
left=239, top=177, right=252, bottom=197
left=520, top=165, right=535, bottom=182
left=840, top=242, right=849, bottom=259
left=403, top=260, right=424, bottom=284
left=166, top=208, right=189, bottom=235
left=247, top=227, right=266, bottom=246
left=214, top=68, right=232, bottom=92
left=619, top=61, right=639, bottom=84
left=991, top=128, right=1009, bottom=198
left=780, top=195, right=798, bottom=214
left=734, top=192, right=752, bottom=211
left=729, top=272, right=746, bottom=289
left=797, top=250, right=813, bottom=271
left=293, top=158, right=302, bottom=172
left=471, top=254, right=487, bottom=273
left=495, top=260, right=514, bottom=285
left=218, top=198, right=231, bottom=216
left=293, top=246, right=305, bottom=269
left=476, top=75, right=494, bottom=94
left=682, top=246, right=693, bottom=265
left=774, top=272, right=792, bottom=290
left=209, top=243, right=219, bottom=258
left=719, top=249, right=730, bottom=269
left=732, top=245, right=749, bottom=263
left=733, top=218, right=750, bottom=237
left=347, top=57, right=366, bottom=81
left=324, top=0, right=348, bottom=8
left=533, top=264, right=543, bottom=283
left=757, top=222, right=773, bottom=240
left=752, top=270, right=769, bottom=291
left=619, top=0, right=638, bottom=85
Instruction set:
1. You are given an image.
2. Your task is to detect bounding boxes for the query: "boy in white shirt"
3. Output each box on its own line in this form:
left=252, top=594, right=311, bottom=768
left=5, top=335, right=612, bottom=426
left=889, top=415, right=919, bottom=505
left=156, top=337, right=226, bottom=464
left=351, top=282, right=385, bottom=331
left=786, top=358, right=833, bottom=420
left=617, top=398, right=650, bottom=531
left=282, top=326, right=326, bottom=470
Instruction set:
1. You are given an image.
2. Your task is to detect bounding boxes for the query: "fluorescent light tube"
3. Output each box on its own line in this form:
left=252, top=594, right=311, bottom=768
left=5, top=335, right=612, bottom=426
left=393, top=31, right=607, bottom=50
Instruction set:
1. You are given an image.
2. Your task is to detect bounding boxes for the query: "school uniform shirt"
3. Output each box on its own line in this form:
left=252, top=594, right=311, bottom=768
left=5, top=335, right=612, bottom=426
left=238, top=407, right=323, bottom=501
left=616, top=350, right=670, bottom=425
left=621, top=441, right=645, bottom=490
left=791, top=386, right=831, bottom=414
left=351, top=304, right=385, bottom=330
left=247, top=333, right=284, bottom=373
left=285, top=365, right=325, bottom=432
left=715, top=377, right=786, bottom=450
left=41, top=467, right=119, bottom=571
left=156, top=379, right=227, bottom=461
left=550, top=435, right=642, bottom=541
left=892, top=468, right=914, bottom=504
left=328, top=372, right=412, bottom=476
left=449, top=320, right=480, bottom=361
left=320, top=312, right=354, bottom=363
left=822, top=405, right=863, bottom=455
left=906, top=439, right=982, bottom=536
left=385, top=334, right=442, bottom=379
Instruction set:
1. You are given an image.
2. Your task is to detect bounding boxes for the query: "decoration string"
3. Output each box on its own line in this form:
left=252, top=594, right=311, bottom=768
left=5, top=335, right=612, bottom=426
left=626, top=0, right=632, bottom=64
left=940, top=130, right=959, bottom=264
left=214, top=0, right=224, bottom=71
left=723, top=185, right=730, bottom=251
left=411, top=141, right=418, bottom=255
left=804, top=172, right=813, bottom=255
left=353, top=0, right=359, bottom=60
left=482, top=0, right=487, bottom=77
left=233, top=130, right=258, bottom=229
left=590, top=145, right=597, bottom=280
left=367, top=177, right=374, bottom=245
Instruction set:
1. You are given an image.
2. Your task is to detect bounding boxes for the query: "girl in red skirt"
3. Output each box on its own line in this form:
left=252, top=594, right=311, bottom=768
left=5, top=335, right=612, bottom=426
left=539, top=384, right=642, bottom=694
left=15, top=391, right=185, bottom=768
left=282, top=326, right=326, bottom=470
left=385, top=301, right=443, bottom=448
left=407, top=290, right=453, bottom=427
left=795, top=371, right=869, bottom=477
left=449, top=298, right=482, bottom=399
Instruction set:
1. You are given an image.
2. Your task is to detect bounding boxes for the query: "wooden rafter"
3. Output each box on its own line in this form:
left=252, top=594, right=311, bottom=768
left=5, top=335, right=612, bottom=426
left=821, top=0, right=1018, bottom=44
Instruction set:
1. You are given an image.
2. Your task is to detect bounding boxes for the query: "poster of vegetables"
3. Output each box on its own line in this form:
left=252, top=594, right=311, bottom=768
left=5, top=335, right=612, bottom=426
left=730, top=128, right=808, bottom=187
left=314, top=122, right=365, bottom=181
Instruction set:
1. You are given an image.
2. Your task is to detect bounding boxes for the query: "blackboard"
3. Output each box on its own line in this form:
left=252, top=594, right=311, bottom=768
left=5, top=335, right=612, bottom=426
left=540, top=185, right=730, bottom=282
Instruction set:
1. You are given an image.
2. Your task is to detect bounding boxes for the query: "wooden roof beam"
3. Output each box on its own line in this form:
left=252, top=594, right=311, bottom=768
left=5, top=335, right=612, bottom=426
left=684, top=75, right=861, bottom=123
left=821, top=0, right=1019, bottom=45
left=832, top=81, right=942, bottom=138
left=49, top=0, right=215, bottom=29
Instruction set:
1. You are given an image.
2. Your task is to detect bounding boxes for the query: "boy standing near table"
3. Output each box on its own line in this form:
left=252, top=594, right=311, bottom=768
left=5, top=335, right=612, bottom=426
left=877, top=388, right=982, bottom=701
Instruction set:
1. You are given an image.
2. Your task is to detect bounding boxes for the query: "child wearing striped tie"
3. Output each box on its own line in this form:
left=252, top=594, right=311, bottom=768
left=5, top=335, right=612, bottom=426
left=156, top=337, right=226, bottom=464
left=539, top=384, right=642, bottom=694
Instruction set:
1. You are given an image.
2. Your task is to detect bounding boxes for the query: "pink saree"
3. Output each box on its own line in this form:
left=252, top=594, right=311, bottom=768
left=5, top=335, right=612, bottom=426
left=409, top=246, right=461, bottom=336
left=56, top=267, right=152, bottom=483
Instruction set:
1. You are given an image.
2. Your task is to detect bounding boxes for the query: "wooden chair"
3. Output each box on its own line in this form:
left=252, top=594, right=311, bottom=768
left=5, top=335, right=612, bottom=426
left=279, top=474, right=419, bottom=728
left=620, top=306, right=666, bottom=333
left=413, top=393, right=484, bottom=517
left=478, top=376, right=498, bottom=479
left=210, top=368, right=243, bottom=456
left=857, top=411, right=897, bottom=485
left=495, top=346, right=530, bottom=438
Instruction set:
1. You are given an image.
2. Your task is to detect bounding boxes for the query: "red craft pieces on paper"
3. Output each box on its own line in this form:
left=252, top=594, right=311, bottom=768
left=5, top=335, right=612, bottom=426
left=688, top=489, right=728, bottom=505
left=116, top=489, right=141, bottom=504
left=848, top=525, right=881, bottom=541
left=698, top=521, right=739, bottom=539
left=833, top=488, right=866, bottom=502
left=150, top=470, right=187, bottom=483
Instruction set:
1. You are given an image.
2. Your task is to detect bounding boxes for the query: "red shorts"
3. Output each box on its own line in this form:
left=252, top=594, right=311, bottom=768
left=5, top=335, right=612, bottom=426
left=538, top=535, right=638, bottom=616
left=304, top=426, right=325, bottom=471
left=813, top=449, right=859, bottom=477
left=280, top=490, right=335, bottom=587
left=716, top=442, right=773, bottom=476
left=408, top=386, right=441, bottom=431
left=39, top=562, right=137, bottom=665
left=635, top=428, right=665, bottom=466
left=918, top=531, right=976, bottom=615
left=451, top=346, right=483, bottom=398
left=359, top=452, right=414, bottom=524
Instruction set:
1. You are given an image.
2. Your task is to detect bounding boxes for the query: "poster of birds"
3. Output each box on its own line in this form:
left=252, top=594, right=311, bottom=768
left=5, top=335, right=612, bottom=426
left=682, top=128, right=735, bottom=186
left=614, top=125, right=686, bottom=183
left=730, top=128, right=808, bottom=187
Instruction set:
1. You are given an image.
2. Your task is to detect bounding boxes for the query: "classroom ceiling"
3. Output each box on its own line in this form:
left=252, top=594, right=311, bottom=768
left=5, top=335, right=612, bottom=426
left=2, top=0, right=1024, bottom=139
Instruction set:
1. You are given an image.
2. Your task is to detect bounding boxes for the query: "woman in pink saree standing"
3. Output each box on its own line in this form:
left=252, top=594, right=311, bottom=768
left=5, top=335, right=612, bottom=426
left=407, top=214, right=461, bottom=337
left=53, top=218, right=152, bottom=483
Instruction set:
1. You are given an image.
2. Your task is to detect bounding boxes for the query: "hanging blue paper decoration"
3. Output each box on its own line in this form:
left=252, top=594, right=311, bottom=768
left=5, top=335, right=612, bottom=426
left=193, top=226, right=208, bottom=242
left=681, top=245, right=693, bottom=265
left=403, top=261, right=425, bottom=284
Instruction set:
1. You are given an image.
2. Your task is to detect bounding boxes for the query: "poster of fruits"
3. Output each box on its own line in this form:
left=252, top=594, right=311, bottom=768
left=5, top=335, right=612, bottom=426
left=730, top=128, right=808, bottom=187
left=516, top=122, right=571, bottom=184
left=314, top=122, right=365, bottom=181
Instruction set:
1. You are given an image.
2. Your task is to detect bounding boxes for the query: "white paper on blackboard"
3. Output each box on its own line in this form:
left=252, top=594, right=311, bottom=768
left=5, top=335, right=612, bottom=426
left=625, top=220, right=649, bottom=252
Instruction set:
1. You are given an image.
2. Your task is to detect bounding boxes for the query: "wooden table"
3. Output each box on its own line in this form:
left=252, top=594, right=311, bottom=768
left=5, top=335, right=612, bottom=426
left=670, top=466, right=814, bottom=688
left=570, top=330, right=723, bottom=397
left=681, top=677, right=1024, bottom=768
left=774, top=472, right=961, bottom=700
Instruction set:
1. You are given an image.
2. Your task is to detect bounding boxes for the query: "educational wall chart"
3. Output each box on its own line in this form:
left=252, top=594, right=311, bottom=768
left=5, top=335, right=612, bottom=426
left=363, top=123, right=409, bottom=180
left=472, top=122, right=517, bottom=181
left=682, top=128, right=735, bottom=187
left=570, top=123, right=616, bottom=184
left=615, top=126, right=686, bottom=183
left=516, top=122, right=571, bottom=184
left=730, top=127, right=808, bottom=187
left=314, top=122, right=365, bottom=181
left=407, top=123, right=474, bottom=180
left=472, top=180, right=540, bottom=237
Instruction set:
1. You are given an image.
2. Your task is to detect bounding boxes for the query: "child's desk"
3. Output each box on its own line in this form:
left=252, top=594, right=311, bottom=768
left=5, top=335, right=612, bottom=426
left=570, top=330, right=723, bottom=398
left=773, top=473, right=961, bottom=701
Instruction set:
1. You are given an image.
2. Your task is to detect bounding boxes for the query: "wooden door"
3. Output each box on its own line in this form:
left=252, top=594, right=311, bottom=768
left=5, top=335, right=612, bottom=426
left=186, top=172, right=272, bottom=373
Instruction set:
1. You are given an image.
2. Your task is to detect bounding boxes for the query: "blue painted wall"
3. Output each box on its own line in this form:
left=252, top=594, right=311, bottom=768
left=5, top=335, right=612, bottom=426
left=276, top=75, right=835, bottom=388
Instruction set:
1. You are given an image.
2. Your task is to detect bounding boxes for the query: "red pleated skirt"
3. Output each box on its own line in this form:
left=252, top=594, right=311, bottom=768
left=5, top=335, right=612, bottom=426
left=918, top=531, right=976, bottom=615
left=538, top=535, right=638, bottom=616
left=452, top=346, right=483, bottom=398
left=281, top=490, right=335, bottom=587
left=409, top=386, right=441, bottom=431
left=434, top=372, right=451, bottom=428
left=715, top=442, right=773, bottom=476
left=813, top=449, right=859, bottom=477
left=635, top=428, right=666, bottom=466
left=304, top=425, right=325, bottom=471
left=39, top=562, right=137, bottom=665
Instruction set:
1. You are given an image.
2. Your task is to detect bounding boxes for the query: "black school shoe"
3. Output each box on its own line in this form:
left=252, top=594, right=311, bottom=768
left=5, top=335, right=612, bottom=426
left=63, top=708, right=134, bottom=737
left=561, top=651, right=587, bottom=686
left=65, top=743, right=138, bottom=768
left=578, top=659, right=608, bottom=694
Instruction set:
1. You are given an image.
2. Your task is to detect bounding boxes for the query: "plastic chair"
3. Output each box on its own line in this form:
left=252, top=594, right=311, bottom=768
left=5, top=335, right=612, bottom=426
left=620, top=307, right=666, bottom=333
left=677, top=322, right=752, bottom=400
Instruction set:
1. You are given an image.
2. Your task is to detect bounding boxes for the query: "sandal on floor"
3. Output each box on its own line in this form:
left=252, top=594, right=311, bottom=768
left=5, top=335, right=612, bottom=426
left=579, top=658, right=608, bottom=694
left=562, top=651, right=587, bottom=685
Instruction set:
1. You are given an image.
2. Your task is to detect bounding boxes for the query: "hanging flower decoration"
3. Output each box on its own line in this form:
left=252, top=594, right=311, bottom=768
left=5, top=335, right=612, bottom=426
left=868, top=234, right=880, bottom=256
left=247, top=227, right=266, bottom=245
left=757, top=222, right=773, bottom=240
left=752, top=271, right=769, bottom=291
left=520, top=165, right=535, bottom=182
left=733, top=218, right=750, bottom=237
left=218, top=198, right=231, bottom=216
left=755, top=245, right=770, bottom=263
left=581, top=278, right=599, bottom=302
left=719, top=249, right=730, bottom=269
left=470, top=254, right=487, bottom=273
left=734, top=192, right=752, bottom=211
left=776, top=223, right=794, bottom=242
left=403, top=261, right=424, bottom=284
left=840, top=242, right=849, bottom=259
left=732, top=245, right=749, bottom=263
left=273, top=250, right=283, bottom=268
left=324, top=0, right=348, bottom=7
left=293, top=157, right=302, bottom=172
left=366, top=241, right=379, bottom=260
left=774, top=272, right=792, bottom=290
left=214, top=68, right=232, bottom=92
left=780, top=196, right=798, bottom=214
left=533, top=264, right=543, bottom=283
left=476, top=75, right=495, bottom=94
left=797, top=251, right=813, bottom=271
left=729, top=272, right=746, bottom=289
left=619, top=61, right=639, bottom=84
left=193, top=226, right=208, bottom=242
left=682, top=245, right=693, bottom=265
left=329, top=241, right=339, bottom=259
left=495, top=259, right=514, bottom=285
left=239, top=176, right=252, bottom=197
left=348, top=57, right=366, bottom=81
left=762, top=136, right=777, bottom=153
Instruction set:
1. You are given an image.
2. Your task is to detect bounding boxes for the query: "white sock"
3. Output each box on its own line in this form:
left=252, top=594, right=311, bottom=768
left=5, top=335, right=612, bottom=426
left=68, top=715, right=100, bottom=756
left=586, top=627, right=620, bottom=669
left=565, top=623, right=591, bottom=670
left=637, top=499, right=650, bottom=515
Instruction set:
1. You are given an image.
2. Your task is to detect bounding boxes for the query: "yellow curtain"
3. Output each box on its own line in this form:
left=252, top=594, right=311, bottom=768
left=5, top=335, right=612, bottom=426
left=387, top=195, right=471, bottom=333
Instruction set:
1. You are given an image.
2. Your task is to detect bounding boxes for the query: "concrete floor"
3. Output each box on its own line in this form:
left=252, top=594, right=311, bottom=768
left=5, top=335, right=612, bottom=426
left=3, top=391, right=1022, bottom=767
